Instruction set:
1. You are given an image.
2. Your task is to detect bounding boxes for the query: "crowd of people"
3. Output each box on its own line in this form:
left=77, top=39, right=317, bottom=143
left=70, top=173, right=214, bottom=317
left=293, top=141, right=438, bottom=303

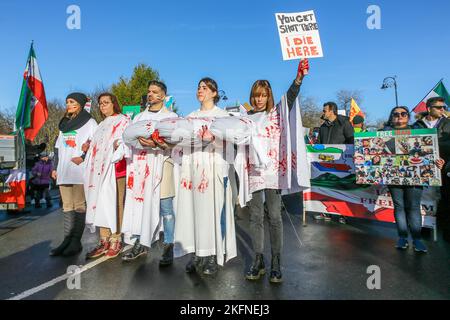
left=42, top=59, right=449, bottom=283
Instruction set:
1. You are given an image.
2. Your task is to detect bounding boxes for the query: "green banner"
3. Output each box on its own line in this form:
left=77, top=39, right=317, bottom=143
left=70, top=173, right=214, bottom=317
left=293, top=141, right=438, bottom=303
left=122, top=105, right=141, bottom=120
left=354, top=128, right=437, bottom=138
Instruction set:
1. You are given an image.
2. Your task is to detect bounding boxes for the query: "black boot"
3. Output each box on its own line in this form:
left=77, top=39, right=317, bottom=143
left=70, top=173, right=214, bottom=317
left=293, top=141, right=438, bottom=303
left=245, top=253, right=265, bottom=280
left=159, top=243, right=174, bottom=266
left=49, top=211, right=75, bottom=256
left=122, top=238, right=147, bottom=262
left=269, top=254, right=282, bottom=283
left=203, top=255, right=218, bottom=275
left=185, top=255, right=202, bottom=273
left=62, top=211, right=85, bottom=257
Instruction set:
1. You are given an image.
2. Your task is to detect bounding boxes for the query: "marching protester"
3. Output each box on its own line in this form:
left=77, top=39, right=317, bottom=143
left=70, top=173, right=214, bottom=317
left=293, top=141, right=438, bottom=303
left=384, top=106, right=445, bottom=252
left=121, top=81, right=178, bottom=266
left=50, top=92, right=98, bottom=257
left=83, top=93, right=131, bottom=260
left=315, top=102, right=354, bottom=222
left=243, top=59, right=309, bottom=283
left=414, top=97, right=450, bottom=242
left=174, top=78, right=237, bottom=275
left=30, top=151, right=53, bottom=208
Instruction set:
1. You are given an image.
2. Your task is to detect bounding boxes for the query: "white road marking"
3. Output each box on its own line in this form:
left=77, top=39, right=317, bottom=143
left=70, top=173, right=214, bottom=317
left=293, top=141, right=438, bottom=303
left=235, top=231, right=253, bottom=256
left=8, top=245, right=132, bottom=300
left=283, top=210, right=304, bottom=248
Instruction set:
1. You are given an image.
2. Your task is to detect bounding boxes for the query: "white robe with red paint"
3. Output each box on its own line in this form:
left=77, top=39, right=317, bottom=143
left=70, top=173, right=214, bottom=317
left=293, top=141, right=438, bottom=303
left=84, top=114, right=131, bottom=233
left=121, top=109, right=178, bottom=248
left=173, top=107, right=237, bottom=266
left=235, top=96, right=310, bottom=206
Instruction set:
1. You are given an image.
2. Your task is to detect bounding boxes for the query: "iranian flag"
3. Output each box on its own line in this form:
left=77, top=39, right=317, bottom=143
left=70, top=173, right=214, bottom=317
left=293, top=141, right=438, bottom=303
left=413, top=80, right=450, bottom=113
left=15, top=43, right=48, bottom=141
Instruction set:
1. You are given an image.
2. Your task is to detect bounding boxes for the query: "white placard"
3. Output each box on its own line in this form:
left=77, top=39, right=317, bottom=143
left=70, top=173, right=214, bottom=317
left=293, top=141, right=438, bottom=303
left=275, top=10, right=324, bottom=60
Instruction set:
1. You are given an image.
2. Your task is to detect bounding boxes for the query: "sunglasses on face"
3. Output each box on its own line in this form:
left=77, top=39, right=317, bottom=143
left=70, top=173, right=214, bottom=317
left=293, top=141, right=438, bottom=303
left=431, top=105, right=446, bottom=110
left=393, top=112, right=408, bottom=118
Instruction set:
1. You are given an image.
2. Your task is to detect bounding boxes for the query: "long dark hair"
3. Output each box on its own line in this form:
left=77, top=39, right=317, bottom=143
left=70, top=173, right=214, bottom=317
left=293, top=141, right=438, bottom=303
left=387, top=106, right=410, bottom=127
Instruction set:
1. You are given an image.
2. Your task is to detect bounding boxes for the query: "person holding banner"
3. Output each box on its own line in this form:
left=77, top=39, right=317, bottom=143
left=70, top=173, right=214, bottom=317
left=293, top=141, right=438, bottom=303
left=383, top=106, right=445, bottom=252
left=243, top=59, right=309, bottom=283
left=83, top=93, right=130, bottom=260
left=50, top=92, right=98, bottom=257
left=174, top=78, right=237, bottom=276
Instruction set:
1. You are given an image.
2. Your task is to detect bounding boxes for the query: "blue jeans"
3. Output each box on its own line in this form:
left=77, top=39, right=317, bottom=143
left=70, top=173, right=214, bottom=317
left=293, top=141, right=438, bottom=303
left=388, top=186, right=423, bottom=240
left=160, top=197, right=175, bottom=244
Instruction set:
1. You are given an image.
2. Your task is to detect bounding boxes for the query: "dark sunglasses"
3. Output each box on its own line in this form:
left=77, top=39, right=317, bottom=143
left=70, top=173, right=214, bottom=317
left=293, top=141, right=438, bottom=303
left=393, top=112, right=408, bottom=118
left=431, top=105, right=446, bottom=110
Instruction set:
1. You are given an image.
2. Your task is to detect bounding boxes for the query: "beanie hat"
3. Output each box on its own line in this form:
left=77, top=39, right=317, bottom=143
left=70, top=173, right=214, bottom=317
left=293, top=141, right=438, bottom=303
left=66, top=92, right=88, bottom=108
left=352, top=115, right=365, bottom=125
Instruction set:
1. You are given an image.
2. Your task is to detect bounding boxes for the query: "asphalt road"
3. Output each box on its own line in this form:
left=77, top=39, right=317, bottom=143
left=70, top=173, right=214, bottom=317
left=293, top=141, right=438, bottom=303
left=0, top=193, right=449, bottom=300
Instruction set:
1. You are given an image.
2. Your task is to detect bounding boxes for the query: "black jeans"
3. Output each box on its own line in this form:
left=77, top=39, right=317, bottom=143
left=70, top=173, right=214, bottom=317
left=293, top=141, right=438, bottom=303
left=248, top=189, right=283, bottom=255
left=388, top=186, right=423, bottom=240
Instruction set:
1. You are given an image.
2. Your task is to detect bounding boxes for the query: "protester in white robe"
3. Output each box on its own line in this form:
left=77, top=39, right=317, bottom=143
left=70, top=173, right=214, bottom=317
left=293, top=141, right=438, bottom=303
left=83, top=93, right=131, bottom=260
left=174, top=77, right=237, bottom=275
left=242, top=59, right=310, bottom=283
left=120, top=81, right=179, bottom=266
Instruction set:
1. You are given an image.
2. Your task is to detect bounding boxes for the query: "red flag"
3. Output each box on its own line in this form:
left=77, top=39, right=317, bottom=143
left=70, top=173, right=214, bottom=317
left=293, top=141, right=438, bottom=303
left=15, top=43, right=48, bottom=141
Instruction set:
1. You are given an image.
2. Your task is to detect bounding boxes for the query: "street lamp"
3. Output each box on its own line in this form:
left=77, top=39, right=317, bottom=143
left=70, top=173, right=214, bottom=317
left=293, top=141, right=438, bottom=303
left=381, top=76, right=399, bottom=107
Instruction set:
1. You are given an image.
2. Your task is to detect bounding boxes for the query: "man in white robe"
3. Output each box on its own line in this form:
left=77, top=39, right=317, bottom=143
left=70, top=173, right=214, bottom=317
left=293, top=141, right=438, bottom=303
left=121, top=81, right=178, bottom=266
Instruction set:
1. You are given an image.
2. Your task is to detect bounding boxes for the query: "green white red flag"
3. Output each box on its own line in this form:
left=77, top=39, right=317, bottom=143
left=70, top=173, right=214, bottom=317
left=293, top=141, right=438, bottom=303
left=15, top=43, right=48, bottom=141
left=413, top=80, right=450, bottom=113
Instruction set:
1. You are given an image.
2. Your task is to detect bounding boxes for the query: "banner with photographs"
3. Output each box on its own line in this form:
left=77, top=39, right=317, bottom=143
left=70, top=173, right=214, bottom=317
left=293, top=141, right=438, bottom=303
left=303, top=144, right=439, bottom=229
left=354, top=129, right=442, bottom=186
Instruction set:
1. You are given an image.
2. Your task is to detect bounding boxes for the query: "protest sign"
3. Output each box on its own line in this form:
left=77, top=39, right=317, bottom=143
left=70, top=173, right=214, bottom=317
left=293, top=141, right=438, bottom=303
left=275, top=10, right=323, bottom=60
left=354, top=129, right=442, bottom=186
left=303, top=144, right=439, bottom=229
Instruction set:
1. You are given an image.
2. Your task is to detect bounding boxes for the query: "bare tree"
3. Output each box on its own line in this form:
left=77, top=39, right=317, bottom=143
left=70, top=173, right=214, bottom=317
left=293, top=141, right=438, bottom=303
left=0, top=107, right=15, bottom=134
left=336, top=89, right=363, bottom=115
left=34, top=99, right=66, bottom=151
left=299, top=96, right=323, bottom=129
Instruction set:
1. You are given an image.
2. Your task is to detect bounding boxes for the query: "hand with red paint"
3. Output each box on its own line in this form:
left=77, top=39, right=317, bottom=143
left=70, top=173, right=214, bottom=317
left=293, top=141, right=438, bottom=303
left=151, top=129, right=169, bottom=150
left=296, top=58, right=309, bottom=83
left=198, top=125, right=215, bottom=143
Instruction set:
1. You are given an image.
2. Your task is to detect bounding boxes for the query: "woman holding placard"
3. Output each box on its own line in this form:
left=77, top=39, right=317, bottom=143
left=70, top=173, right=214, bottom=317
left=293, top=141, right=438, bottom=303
left=383, top=106, right=445, bottom=253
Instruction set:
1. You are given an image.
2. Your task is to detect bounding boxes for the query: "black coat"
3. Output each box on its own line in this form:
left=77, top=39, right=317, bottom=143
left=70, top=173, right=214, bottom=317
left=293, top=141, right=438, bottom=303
left=414, top=115, right=450, bottom=162
left=318, top=115, right=354, bottom=144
